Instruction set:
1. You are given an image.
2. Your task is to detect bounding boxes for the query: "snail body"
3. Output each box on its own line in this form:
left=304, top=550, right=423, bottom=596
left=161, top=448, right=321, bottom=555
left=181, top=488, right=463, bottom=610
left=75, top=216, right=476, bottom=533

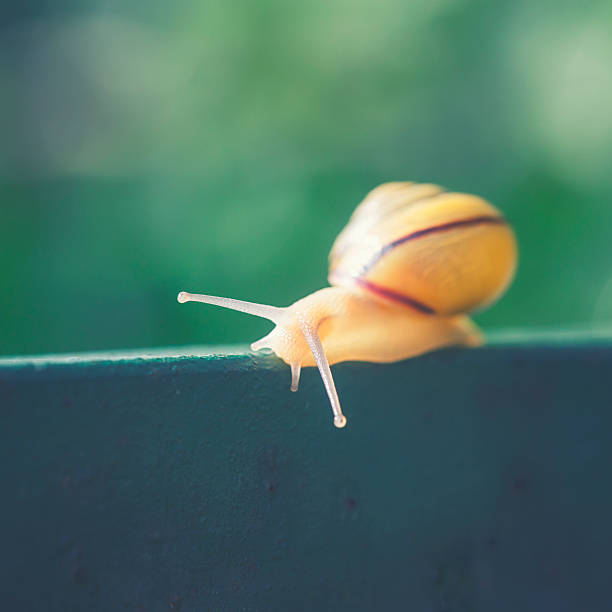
left=178, top=182, right=517, bottom=429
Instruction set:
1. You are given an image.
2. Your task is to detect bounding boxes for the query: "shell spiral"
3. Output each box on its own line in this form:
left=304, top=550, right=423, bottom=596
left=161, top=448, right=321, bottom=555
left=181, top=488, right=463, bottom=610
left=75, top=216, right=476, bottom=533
left=328, top=182, right=517, bottom=315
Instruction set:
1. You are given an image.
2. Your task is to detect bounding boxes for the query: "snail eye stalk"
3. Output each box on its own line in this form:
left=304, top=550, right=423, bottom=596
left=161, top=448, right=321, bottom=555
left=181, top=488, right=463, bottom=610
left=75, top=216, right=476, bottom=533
left=177, top=292, right=284, bottom=323
left=300, top=323, right=347, bottom=429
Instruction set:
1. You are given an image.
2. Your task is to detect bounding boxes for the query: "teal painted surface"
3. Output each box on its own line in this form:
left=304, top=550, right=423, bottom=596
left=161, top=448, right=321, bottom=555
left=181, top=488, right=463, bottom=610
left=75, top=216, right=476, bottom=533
left=1, top=334, right=612, bottom=610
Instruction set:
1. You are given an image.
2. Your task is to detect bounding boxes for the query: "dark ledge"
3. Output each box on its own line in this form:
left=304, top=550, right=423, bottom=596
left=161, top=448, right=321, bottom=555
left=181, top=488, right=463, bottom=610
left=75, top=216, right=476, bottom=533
left=1, top=330, right=612, bottom=611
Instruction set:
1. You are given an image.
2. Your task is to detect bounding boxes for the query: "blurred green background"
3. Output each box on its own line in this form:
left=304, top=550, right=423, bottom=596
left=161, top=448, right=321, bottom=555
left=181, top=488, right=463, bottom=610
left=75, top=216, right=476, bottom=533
left=1, top=0, right=612, bottom=356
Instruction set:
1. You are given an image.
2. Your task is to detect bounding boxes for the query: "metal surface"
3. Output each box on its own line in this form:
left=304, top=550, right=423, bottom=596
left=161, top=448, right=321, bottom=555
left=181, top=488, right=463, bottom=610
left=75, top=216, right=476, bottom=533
left=1, top=332, right=612, bottom=611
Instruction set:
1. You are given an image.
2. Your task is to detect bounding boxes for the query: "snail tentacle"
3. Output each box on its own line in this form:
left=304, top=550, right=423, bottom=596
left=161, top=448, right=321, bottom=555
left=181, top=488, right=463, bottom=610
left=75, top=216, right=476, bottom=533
left=290, top=363, right=301, bottom=392
left=177, top=291, right=284, bottom=324
left=299, top=322, right=347, bottom=429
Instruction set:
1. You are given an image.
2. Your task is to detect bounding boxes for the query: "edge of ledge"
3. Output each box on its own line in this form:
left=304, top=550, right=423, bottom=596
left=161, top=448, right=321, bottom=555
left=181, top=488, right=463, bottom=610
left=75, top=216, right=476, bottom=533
left=1, top=327, right=611, bottom=376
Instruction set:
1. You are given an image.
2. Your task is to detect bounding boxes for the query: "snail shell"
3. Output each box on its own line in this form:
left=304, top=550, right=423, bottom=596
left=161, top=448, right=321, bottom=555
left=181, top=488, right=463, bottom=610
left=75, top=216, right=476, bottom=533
left=329, top=182, right=517, bottom=315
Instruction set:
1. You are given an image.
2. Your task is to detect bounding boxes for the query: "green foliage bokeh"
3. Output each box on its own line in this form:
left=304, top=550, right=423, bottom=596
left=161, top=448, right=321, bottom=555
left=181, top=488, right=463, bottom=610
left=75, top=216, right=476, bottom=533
left=1, top=0, right=612, bottom=355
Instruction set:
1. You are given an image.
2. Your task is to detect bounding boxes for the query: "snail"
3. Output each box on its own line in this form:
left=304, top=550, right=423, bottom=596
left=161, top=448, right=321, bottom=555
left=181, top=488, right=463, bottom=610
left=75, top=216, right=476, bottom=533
left=178, top=182, right=517, bottom=429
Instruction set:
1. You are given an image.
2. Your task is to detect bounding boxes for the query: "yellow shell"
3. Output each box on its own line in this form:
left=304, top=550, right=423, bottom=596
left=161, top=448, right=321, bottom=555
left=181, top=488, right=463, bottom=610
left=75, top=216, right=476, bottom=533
left=329, top=182, right=517, bottom=315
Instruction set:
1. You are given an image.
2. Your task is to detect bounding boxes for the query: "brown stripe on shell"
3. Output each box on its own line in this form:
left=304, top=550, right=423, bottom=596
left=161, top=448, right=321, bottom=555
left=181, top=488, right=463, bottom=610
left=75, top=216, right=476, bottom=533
left=361, top=214, right=508, bottom=275
left=329, top=272, right=436, bottom=314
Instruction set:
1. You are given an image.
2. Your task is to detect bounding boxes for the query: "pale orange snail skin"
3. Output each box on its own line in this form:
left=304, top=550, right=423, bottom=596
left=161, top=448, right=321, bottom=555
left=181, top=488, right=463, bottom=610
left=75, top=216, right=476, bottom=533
left=178, top=182, right=517, bottom=429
